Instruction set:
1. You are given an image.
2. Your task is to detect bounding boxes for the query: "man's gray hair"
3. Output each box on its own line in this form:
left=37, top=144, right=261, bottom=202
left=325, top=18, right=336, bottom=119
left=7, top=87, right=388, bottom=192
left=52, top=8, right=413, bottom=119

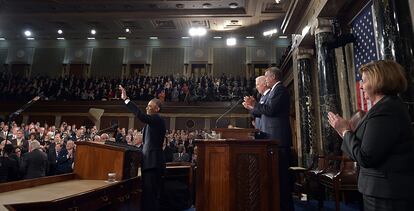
left=151, top=98, right=163, bottom=111
left=255, top=75, right=266, bottom=84
left=30, top=140, right=41, bottom=150
left=266, top=66, right=282, bottom=80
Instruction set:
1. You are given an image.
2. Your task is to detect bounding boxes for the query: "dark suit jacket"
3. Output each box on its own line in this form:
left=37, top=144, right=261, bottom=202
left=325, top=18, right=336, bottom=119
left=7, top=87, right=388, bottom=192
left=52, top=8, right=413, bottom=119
left=126, top=101, right=166, bottom=170
left=342, top=95, right=414, bottom=199
left=20, top=149, right=48, bottom=179
left=56, top=148, right=75, bottom=174
left=251, top=83, right=292, bottom=147
left=11, top=139, right=29, bottom=154
left=253, top=91, right=270, bottom=130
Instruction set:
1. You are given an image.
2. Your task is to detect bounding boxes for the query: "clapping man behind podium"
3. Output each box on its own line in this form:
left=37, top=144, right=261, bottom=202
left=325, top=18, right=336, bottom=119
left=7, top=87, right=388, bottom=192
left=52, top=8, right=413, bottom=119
left=242, top=67, right=294, bottom=211
left=119, top=85, right=166, bottom=211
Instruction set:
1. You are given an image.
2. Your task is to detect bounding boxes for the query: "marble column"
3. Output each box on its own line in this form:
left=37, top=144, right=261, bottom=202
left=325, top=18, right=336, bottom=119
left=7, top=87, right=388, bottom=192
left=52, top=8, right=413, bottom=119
left=297, top=51, right=316, bottom=167
left=373, top=0, right=414, bottom=121
left=315, top=20, right=343, bottom=156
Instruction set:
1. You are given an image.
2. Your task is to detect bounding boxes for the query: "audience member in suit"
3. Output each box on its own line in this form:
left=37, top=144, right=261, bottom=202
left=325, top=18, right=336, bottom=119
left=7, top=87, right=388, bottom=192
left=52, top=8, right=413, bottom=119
left=56, top=140, right=75, bottom=174
left=46, top=133, right=62, bottom=176
left=0, top=144, right=19, bottom=182
left=20, top=140, right=48, bottom=180
left=11, top=130, right=29, bottom=154
left=328, top=60, right=414, bottom=211
left=163, top=139, right=174, bottom=163
left=172, top=145, right=191, bottom=162
left=120, top=85, right=166, bottom=211
left=243, top=67, right=294, bottom=211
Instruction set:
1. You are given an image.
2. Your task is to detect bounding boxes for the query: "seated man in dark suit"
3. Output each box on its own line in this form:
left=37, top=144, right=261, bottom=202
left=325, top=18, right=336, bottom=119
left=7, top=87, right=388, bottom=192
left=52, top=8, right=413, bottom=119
left=11, top=129, right=29, bottom=154
left=20, top=140, right=48, bottom=179
left=56, top=140, right=75, bottom=174
left=172, top=145, right=190, bottom=162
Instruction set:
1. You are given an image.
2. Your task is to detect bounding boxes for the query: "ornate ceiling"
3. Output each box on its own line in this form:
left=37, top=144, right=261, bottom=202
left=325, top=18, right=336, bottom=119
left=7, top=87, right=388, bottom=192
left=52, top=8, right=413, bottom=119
left=0, top=0, right=289, bottom=40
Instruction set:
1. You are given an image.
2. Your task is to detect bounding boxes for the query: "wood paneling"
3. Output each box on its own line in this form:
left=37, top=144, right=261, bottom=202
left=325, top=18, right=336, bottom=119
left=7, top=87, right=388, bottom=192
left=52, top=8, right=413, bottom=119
left=28, top=115, right=55, bottom=125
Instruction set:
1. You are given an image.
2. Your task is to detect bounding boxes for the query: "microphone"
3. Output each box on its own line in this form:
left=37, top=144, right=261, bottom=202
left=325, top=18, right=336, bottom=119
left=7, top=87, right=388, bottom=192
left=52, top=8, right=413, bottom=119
left=215, top=98, right=243, bottom=128
left=96, top=124, right=118, bottom=135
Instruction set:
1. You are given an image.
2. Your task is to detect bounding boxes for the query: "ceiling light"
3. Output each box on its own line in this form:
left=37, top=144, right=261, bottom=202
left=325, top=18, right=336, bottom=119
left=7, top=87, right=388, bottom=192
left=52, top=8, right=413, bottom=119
left=91, top=29, right=96, bottom=35
left=118, top=37, right=127, bottom=40
left=229, top=3, right=238, bottom=9
left=125, top=28, right=130, bottom=33
left=275, top=0, right=281, bottom=3
left=226, top=37, right=237, bottom=46
left=57, top=29, right=63, bottom=34
left=149, top=36, right=158, bottom=40
left=279, top=35, right=288, bottom=39
left=189, top=27, right=207, bottom=37
left=202, top=3, right=212, bottom=8
left=302, top=25, right=310, bottom=36
left=263, top=29, right=278, bottom=37
left=87, top=37, right=95, bottom=40
left=0, top=38, right=5, bottom=40
left=57, top=37, right=65, bottom=40
left=246, top=36, right=255, bottom=39
left=27, top=37, right=35, bottom=40
left=181, top=36, right=190, bottom=39
left=213, top=36, right=222, bottom=39
left=24, top=30, right=32, bottom=37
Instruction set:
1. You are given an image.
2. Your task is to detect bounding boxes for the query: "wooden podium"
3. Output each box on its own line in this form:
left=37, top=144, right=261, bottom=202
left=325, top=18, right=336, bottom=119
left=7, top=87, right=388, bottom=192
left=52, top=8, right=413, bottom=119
left=213, top=128, right=256, bottom=140
left=0, top=142, right=142, bottom=211
left=195, top=139, right=280, bottom=211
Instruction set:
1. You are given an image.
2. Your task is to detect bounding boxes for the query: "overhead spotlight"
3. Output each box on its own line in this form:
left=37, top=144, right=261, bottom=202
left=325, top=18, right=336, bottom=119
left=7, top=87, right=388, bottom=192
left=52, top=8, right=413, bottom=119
left=91, top=29, right=96, bottom=35
left=87, top=37, right=95, bottom=40
left=57, top=29, right=63, bottom=34
left=226, top=37, right=236, bottom=46
left=213, top=36, right=222, bottom=39
left=27, top=37, right=35, bottom=40
left=246, top=36, right=255, bottom=39
left=149, top=36, right=158, bottom=40
left=118, top=37, right=127, bottom=40
left=279, top=35, right=288, bottom=39
left=125, top=28, right=130, bottom=33
left=24, top=30, right=32, bottom=37
left=181, top=36, right=190, bottom=39
left=57, top=37, right=65, bottom=40
left=189, top=27, right=207, bottom=37
left=275, top=0, right=281, bottom=3
left=0, top=38, right=6, bottom=40
left=229, top=3, right=238, bottom=9
left=302, top=25, right=310, bottom=36
left=263, top=29, right=278, bottom=37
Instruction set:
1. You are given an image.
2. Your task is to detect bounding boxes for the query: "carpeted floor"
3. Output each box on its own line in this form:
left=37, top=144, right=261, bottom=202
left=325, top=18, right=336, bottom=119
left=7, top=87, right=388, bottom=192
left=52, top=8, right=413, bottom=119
left=181, top=199, right=362, bottom=211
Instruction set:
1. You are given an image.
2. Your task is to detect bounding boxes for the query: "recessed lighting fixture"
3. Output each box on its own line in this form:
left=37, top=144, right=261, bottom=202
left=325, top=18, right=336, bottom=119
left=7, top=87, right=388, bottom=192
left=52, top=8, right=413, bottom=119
left=24, top=30, right=32, bottom=37
left=226, top=37, right=237, bottom=46
left=57, top=29, right=63, bottom=34
left=181, top=36, right=190, bottom=39
left=91, top=29, right=96, bottom=35
left=149, top=36, right=158, bottom=40
left=279, top=35, right=288, bottom=39
left=118, top=37, right=127, bottom=40
left=57, top=37, right=65, bottom=40
left=263, top=29, right=278, bottom=36
left=125, top=28, right=130, bottom=33
left=27, top=37, right=35, bottom=40
left=87, top=37, right=95, bottom=40
left=229, top=3, right=238, bottom=9
left=202, top=3, right=212, bottom=8
left=213, top=36, right=222, bottom=39
left=301, top=25, right=310, bottom=36
left=246, top=36, right=255, bottom=39
left=0, top=38, right=5, bottom=40
left=189, top=27, right=207, bottom=37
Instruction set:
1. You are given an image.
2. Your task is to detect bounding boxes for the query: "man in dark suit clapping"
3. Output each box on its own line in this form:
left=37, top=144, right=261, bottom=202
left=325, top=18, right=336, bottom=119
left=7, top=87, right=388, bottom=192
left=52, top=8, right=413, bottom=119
left=243, top=67, right=294, bottom=211
left=119, top=85, right=166, bottom=211
left=20, top=140, right=48, bottom=180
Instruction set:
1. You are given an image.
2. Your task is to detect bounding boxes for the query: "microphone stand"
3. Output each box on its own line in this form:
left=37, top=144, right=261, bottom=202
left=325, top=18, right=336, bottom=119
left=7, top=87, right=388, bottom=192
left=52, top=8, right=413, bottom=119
left=4, top=96, right=41, bottom=142
left=215, top=98, right=243, bottom=128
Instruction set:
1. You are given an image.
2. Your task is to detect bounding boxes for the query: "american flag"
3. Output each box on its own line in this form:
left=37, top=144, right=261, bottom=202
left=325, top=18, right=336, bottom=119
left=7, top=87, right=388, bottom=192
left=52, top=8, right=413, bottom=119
left=352, top=3, right=378, bottom=111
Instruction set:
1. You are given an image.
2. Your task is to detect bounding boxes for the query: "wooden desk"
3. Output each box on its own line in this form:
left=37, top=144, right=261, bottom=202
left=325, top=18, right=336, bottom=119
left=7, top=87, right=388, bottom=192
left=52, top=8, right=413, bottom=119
left=0, top=142, right=142, bottom=211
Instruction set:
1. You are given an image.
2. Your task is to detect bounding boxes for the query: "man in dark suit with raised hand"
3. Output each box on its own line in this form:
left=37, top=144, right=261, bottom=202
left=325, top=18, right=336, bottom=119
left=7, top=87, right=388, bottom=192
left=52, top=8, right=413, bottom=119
left=119, top=85, right=166, bottom=211
left=243, top=67, right=294, bottom=211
